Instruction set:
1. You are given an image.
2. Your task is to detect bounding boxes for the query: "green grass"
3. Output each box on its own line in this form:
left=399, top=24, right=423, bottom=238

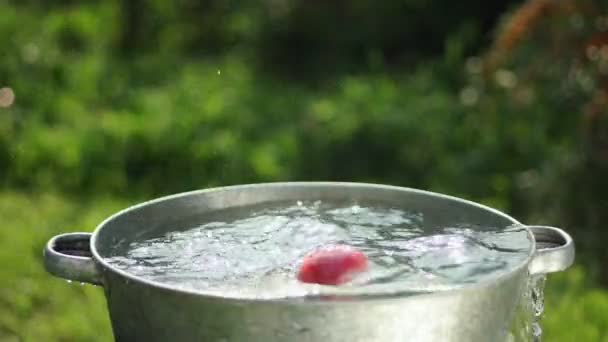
left=0, top=190, right=605, bottom=341
left=544, top=266, right=608, bottom=341
left=0, top=191, right=128, bottom=342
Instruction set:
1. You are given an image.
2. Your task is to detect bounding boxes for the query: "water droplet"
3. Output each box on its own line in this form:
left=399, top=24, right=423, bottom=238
left=80, top=282, right=85, bottom=286
left=66, top=280, right=72, bottom=284
left=297, top=201, right=303, bottom=206
left=217, top=70, right=221, bottom=75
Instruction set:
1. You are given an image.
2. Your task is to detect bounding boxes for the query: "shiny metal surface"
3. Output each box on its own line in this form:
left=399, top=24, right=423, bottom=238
left=43, top=182, right=576, bottom=342
left=43, top=232, right=103, bottom=285
left=528, top=226, right=575, bottom=275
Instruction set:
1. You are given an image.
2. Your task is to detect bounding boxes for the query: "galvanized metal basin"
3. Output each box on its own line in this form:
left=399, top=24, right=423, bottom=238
left=43, top=182, right=574, bottom=342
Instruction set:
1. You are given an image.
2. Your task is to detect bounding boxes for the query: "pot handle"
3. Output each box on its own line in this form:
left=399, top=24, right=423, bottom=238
left=43, top=232, right=103, bottom=285
left=528, top=226, right=575, bottom=275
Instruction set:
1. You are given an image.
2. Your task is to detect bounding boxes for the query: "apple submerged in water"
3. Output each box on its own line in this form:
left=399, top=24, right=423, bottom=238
left=297, top=244, right=369, bottom=285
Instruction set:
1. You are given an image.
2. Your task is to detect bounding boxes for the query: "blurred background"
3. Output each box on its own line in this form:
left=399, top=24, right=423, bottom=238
left=1, top=0, right=607, bottom=340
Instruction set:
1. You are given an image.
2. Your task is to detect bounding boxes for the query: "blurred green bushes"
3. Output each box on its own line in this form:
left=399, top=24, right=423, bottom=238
left=544, top=266, right=608, bottom=341
left=1, top=0, right=608, bottom=340
left=0, top=52, right=573, bottom=205
left=0, top=0, right=574, bottom=201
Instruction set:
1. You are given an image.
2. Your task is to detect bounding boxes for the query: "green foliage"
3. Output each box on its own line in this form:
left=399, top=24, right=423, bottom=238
left=0, top=0, right=607, bottom=340
left=0, top=192, right=127, bottom=341
left=0, top=52, right=576, bottom=204
left=544, top=266, right=608, bottom=341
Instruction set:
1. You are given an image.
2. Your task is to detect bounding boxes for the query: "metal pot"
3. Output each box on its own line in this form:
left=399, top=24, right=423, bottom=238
left=43, top=182, right=574, bottom=342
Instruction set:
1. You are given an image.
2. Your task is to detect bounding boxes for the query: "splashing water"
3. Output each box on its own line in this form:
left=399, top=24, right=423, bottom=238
left=105, top=200, right=531, bottom=301
left=529, top=275, right=547, bottom=341
left=508, top=274, right=547, bottom=341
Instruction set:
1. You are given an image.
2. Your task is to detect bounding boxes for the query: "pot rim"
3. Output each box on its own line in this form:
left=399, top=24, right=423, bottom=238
left=90, top=181, right=535, bottom=304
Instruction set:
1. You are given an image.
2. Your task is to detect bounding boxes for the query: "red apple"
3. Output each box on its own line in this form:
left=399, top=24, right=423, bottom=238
left=297, top=244, right=369, bottom=285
